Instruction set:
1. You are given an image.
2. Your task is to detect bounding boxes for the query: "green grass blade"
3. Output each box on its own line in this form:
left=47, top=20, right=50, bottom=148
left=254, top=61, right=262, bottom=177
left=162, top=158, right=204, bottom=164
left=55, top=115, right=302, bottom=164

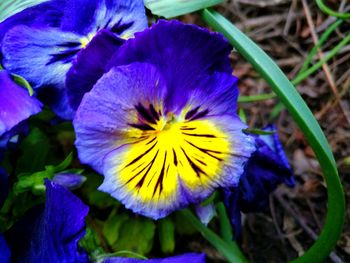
left=315, top=0, right=350, bottom=19
left=0, top=0, right=49, bottom=22
left=202, top=9, right=345, bottom=263
left=144, top=0, right=224, bottom=18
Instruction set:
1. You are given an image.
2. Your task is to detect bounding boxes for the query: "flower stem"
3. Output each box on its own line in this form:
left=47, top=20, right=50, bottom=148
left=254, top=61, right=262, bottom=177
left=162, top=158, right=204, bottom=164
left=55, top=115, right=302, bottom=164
left=180, top=209, right=248, bottom=263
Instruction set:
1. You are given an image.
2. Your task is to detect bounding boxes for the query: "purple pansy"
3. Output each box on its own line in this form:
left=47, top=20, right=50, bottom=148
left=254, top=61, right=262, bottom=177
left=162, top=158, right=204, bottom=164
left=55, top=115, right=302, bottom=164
left=74, top=20, right=255, bottom=219
left=1, top=0, right=147, bottom=119
left=0, top=70, right=42, bottom=137
left=52, top=172, right=86, bottom=189
left=224, top=125, right=294, bottom=237
left=102, top=253, right=206, bottom=263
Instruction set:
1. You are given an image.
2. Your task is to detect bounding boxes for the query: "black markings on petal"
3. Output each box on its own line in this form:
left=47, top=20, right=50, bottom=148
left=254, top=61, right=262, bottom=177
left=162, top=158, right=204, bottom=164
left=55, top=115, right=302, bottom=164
left=135, top=103, right=157, bottom=124
left=57, top=41, right=82, bottom=48
left=135, top=150, right=159, bottom=189
left=47, top=48, right=81, bottom=65
left=111, top=20, right=135, bottom=35
left=124, top=142, right=157, bottom=168
left=185, top=140, right=224, bottom=162
left=180, top=126, right=196, bottom=131
left=185, top=106, right=210, bottom=121
left=181, top=147, right=207, bottom=177
left=129, top=123, right=155, bottom=131
left=172, top=148, right=178, bottom=166
left=149, top=104, right=160, bottom=121
left=153, top=152, right=167, bottom=196
left=182, top=132, right=216, bottom=138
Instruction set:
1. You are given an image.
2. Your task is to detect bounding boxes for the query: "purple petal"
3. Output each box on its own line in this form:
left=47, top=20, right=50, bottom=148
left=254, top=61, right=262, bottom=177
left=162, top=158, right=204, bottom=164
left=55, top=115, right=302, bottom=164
left=195, top=203, right=216, bottom=225
left=26, top=180, right=89, bottom=262
left=66, top=29, right=124, bottom=110
left=0, top=235, right=11, bottom=263
left=102, top=253, right=206, bottom=263
left=60, top=0, right=147, bottom=37
left=107, top=20, right=233, bottom=110
left=0, top=70, right=42, bottom=136
left=74, top=63, right=168, bottom=174
left=1, top=26, right=84, bottom=119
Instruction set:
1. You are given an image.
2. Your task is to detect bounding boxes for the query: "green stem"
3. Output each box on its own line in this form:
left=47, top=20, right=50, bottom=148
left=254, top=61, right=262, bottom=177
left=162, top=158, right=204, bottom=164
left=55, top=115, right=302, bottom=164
left=315, top=0, right=350, bottom=19
left=238, top=92, right=276, bottom=103
left=181, top=209, right=248, bottom=263
left=202, top=9, right=345, bottom=263
left=217, top=202, right=233, bottom=242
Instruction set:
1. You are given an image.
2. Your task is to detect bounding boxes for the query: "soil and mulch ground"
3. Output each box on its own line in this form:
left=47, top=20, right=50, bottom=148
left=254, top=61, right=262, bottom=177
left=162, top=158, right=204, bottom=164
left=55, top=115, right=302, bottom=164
left=179, top=1, right=350, bottom=262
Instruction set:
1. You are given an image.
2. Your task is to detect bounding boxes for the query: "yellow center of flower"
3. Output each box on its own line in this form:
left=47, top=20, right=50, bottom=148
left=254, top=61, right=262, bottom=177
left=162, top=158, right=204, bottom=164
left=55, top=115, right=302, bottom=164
left=117, top=104, right=232, bottom=203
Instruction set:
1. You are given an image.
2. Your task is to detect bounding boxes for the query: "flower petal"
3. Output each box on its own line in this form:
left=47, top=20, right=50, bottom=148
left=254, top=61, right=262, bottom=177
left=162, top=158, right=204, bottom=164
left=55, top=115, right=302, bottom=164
left=74, top=63, right=168, bottom=174
left=66, top=29, right=124, bottom=110
left=61, top=0, right=147, bottom=38
left=195, top=203, right=216, bottom=225
left=0, top=235, right=11, bottom=263
left=26, top=180, right=89, bottom=262
left=107, top=20, right=233, bottom=109
left=1, top=26, right=84, bottom=119
left=102, top=253, right=206, bottom=263
left=0, top=70, right=42, bottom=136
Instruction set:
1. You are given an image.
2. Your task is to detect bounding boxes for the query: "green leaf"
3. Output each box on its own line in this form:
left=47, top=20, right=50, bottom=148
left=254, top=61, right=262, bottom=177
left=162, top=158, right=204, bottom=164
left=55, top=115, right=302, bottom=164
left=16, top=128, right=50, bottom=174
left=145, top=0, right=224, bottom=18
left=79, top=227, right=105, bottom=259
left=158, top=218, right=175, bottom=254
left=102, top=210, right=129, bottom=248
left=243, top=128, right=275, bottom=135
left=112, top=217, right=156, bottom=255
left=0, top=0, right=49, bottom=22
left=11, top=73, right=34, bottom=96
left=202, top=9, right=345, bottom=263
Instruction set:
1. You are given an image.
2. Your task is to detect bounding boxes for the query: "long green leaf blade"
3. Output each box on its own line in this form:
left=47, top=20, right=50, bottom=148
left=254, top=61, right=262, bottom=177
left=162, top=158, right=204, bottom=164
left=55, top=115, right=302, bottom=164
left=202, top=9, right=345, bottom=263
left=145, top=0, right=224, bottom=18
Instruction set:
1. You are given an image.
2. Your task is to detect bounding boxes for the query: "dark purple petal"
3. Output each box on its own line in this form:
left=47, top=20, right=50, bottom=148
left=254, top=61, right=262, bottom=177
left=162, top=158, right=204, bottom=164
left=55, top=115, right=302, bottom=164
left=0, top=70, right=42, bottom=136
left=25, top=180, right=89, bottom=262
left=0, top=167, right=8, bottom=209
left=60, top=0, right=147, bottom=37
left=102, top=253, right=206, bottom=263
left=107, top=20, right=233, bottom=110
left=66, top=29, right=124, bottom=110
left=0, top=235, right=11, bottom=263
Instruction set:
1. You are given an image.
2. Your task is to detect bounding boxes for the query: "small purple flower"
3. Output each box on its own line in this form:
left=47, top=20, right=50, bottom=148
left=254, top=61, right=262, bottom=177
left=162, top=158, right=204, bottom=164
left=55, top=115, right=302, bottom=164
left=1, top=0, right=147, bottom=119
left=74, top=20, right=255, bottom=219
left=102, top=253, right=206, bottom=263
left=52, top=172, right=86, bottom=189
left=0, top=70, right=42, bottom=137
left=224, top=125, right=294, bottom=237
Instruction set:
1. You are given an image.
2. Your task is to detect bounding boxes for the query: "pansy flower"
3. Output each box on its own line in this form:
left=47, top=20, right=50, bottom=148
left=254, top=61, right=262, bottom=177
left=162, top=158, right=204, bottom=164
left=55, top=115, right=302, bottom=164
left=1, top=0, right=147, bottom=119
left=0, top=234, right=11, bottom=263
left=224, top=125, right=294, bottom=237
left=74, top=20, right=255, bottom=219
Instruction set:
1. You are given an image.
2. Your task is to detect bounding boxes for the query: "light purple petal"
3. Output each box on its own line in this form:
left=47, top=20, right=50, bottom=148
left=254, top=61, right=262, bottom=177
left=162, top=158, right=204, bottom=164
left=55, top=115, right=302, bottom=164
left=102, top=253, right=206, bottom=263
left=0, top=70, right=42, bottom=136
